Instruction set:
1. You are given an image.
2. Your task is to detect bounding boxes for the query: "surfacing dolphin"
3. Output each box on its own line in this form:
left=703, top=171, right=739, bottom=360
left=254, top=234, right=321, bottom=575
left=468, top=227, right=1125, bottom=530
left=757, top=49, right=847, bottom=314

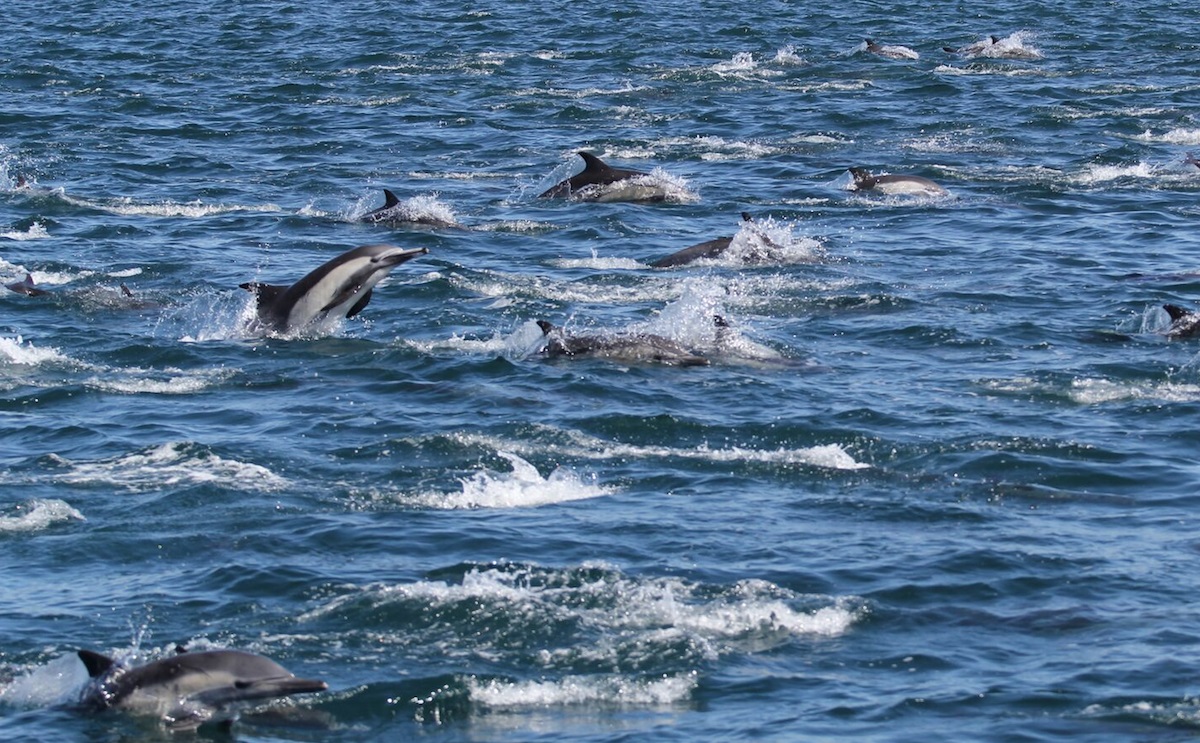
left=651, top=213, right=764, bottom=268
left=360, top=189, right=460, bottom=229
left=864, top=39, right=920, bottom=60
left=239, top=243, right=428, bottom=334
left=847, top=167, right=949, bottom=197
left=1163, top=304, right=1200, bottom=338
left=539, top=152, right=667, bottom=203
left=77, top=648, right=327, bottom=730
left=6, top=273, right=50, bottom=296
left=943, top=35, right=1001, bottom=56
left=536, top=319, right=710, bottom=366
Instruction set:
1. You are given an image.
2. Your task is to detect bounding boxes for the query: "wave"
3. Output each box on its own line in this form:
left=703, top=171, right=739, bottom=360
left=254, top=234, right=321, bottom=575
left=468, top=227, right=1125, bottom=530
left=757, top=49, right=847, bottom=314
left=0, top=499, right=85, bottom=533
left=45, top=441, right=289, bottom=493
left=397, top=451, right=613, bottom=509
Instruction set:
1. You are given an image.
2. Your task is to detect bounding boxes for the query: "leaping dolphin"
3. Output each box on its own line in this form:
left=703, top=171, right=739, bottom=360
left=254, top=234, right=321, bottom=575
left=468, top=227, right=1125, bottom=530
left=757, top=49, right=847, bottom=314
left=536, top=319, right=710, bottom=366
left=239, top=243, right=428, bottom=334
left=847, top=167, right=949, bottom=197
left=77, top=648, right=327, bottom=730
left=539, top=152, right=667, bottom=203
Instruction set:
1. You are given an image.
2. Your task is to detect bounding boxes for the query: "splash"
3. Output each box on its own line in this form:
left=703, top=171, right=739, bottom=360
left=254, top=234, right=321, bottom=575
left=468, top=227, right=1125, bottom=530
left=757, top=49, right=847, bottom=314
left=0, top=336, right=72, bottom=366
left=0, top=499, right=85, bottom=533
left=467, top=673, right=696, bottom=709
left=1, top=222, right=50, bottom=241
left=404, top=452, right=612, bottom=509
left=48, top=441, right=289, bottom=493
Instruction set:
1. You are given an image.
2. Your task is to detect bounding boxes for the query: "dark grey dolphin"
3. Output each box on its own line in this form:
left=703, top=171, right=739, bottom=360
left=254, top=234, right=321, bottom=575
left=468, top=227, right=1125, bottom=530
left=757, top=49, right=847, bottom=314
left=77, top=648, right=327, bottom=729
left=6, top=273, right=50, bottom=296
left=539, top=152, right=665, bottom=202
left=848, top=167, right=949, bottom=197
left=1163, top=304, right=1200, bottom=338
left=651, top=213, right=755, bottom=268
left=536, top=320, right=710, bottom=366
left=943, top=35, right=1001, bottom=55
left=239, top=243, right=428, bottom=334
left=360, top=189, right=459, bottom=229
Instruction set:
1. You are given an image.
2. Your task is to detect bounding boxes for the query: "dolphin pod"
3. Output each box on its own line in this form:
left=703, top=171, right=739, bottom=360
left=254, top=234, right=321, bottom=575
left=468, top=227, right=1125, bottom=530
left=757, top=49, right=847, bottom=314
left=239, top=243, right=428, bottom=334
left=77, top=648, right=327, bottom=730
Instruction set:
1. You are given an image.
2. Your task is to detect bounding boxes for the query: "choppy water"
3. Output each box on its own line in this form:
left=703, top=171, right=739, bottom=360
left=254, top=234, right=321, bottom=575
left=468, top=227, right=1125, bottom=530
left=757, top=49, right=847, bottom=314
left=3, top=1, right=1200, bottom=740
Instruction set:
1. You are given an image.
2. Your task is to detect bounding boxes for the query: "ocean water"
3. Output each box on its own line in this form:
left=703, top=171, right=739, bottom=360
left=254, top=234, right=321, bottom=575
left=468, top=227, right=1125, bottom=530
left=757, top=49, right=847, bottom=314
left=2, top=1, right=1200, bottom=740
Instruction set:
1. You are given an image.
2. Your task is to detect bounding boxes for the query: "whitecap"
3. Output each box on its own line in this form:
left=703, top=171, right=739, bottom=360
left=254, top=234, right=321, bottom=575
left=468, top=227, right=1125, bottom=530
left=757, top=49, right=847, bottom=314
left=48, top=442, right=289, bottom=492
left=0, top=499, right=85, bottom=533
left=400, top=452, right=612, bottom=509
left=1, top=222, right=50, bottom=241
left=0, top=336, right=72, bottom=366
left=467, top=673, right=696, bottom=709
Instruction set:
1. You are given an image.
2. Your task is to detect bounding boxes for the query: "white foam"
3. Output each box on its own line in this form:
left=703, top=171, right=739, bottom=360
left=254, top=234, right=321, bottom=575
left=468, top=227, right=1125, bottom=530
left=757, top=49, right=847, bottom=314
left=1, top=222, right=50, bottom=241
left=0, top=336, right=72, bottom=366
left=399, top=452, right=611, bottom=510
left=468, top=673, right=697, bottom=709
left=59, top=193, right=283, bottom=218
left=0, top=499, right=85, bottom=533
left=48, top=442, right=288, bottom=492
left=83, top=366, right=234, bottom=395
left=1074, top=162, right=1158, bottom=185
left=1068, top=377, right=1200, bottom=405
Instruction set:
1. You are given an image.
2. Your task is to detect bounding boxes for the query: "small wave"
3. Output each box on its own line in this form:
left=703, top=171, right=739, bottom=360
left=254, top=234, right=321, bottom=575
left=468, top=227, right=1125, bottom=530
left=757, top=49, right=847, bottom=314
left=1, top=222, right=50, bottom=241
left=58, top=193, right=282, bottom=218
left=1068, top=377, right=1200, bottom=405
left=0, top=499, right=84, bottom=533
left=0, top=336, right=72, bottom=366
left=83, top=366, right=234, bottom=395
left=468, top=673, right=696, bottom=709
left=48, top=442, right=289, bottom=493
left=398, top=452, right=612, bottom=510
left=1073, top=162, right=1158, bottom=186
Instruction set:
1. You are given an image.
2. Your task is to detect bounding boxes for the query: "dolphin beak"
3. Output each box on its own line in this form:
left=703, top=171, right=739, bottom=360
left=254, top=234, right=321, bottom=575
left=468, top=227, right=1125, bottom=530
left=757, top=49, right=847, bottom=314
left=372, top=246, right=429, bottom=266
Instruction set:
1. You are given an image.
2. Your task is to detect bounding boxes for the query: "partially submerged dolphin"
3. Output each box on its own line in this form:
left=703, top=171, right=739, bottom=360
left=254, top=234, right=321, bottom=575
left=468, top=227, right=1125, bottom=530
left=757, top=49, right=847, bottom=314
left=5, top=273, right=50, bottom=296
left=651, top=213, right=761, bottom=268
left=1163, top=304, right=1200, bottom=338
left=239, top=243, right=428, bottom=334
left=360, top=189, right=459, bottom=228
left=539, top=152, right=667, bottom=203
left=847, top=167, right=949, bottom=197
left=943, top=36, right=1001, bottom=56
left=77, top=648, right=327, bottom=729
left=864, top=39, right=920, bottom=60
left=536, top=320, right=710, bottom=366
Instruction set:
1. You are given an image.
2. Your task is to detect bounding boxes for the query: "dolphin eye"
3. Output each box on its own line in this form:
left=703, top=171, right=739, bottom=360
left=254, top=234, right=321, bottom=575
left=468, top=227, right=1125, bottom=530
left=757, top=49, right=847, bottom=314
left=234, top=680, right=253, bottom=689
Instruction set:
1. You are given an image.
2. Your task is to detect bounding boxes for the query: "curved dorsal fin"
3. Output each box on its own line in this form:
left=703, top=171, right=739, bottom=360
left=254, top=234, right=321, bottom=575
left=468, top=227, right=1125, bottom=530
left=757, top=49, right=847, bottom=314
left=382, top=189, right=400, bottom=208
left=78, top=650, right=116, bottom=678
left=577, top=152, right=611, bottom=174
left=1164, top=304, right=1193, bottom=322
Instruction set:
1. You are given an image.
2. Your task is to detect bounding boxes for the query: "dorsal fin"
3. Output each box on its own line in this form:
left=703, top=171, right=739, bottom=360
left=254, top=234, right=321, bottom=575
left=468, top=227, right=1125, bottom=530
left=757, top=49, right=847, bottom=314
left=536, top=320, right=556, bottom=335
left=577, top=152, right=611, bottom=175
left=382, top=189, right=400, bottom=208
left=740, top=212, right=752, bottom=222
left=848, top=167, right=874, bottom=188
left=1164, top=304, right=1194, bottom=322
left=239, top=281, right=289, bottom=314
left=78, top=650, right=116, bottom=678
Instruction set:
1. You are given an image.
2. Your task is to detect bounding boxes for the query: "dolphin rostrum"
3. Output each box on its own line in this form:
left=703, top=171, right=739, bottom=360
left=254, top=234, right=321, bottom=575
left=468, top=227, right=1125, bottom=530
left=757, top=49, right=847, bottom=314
left=847, top=167, right=949, bottom=197
left=536, top=320, right=710, bottom=366
left=239, top=243, right=428, bottom=334
left=77, top=648, right=327, bottom=729
left=539, top=152, right=666, bottom=202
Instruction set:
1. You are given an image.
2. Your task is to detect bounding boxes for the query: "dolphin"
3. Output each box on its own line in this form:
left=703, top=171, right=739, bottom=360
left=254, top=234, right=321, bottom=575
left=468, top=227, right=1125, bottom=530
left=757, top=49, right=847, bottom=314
left=1163, top=304, right=1200, bottom=338
left=360, top=189, right=459, bottom=229
left=651, top=213, right=759, bottom=268
left=239, top=243, right=428, bottom=334
left=1186, top=153, right=1200, bottom=170
left=847, top=167, right=949, bottom=197
left=536, top=319, right=710, bottom=366
left=6, top=273, right=50, bottom=296
left=943, top=36, right=1001, bottom=55
left=77, top=648, right=327, bottom=729
left=864, top=39, right=920, bottom=60
left=539, top=152, right=666, bottom=202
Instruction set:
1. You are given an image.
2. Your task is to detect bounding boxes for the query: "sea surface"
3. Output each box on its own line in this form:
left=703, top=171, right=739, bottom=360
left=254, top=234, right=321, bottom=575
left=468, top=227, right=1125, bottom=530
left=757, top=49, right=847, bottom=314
left=2, top=1, right=1200, bottom=740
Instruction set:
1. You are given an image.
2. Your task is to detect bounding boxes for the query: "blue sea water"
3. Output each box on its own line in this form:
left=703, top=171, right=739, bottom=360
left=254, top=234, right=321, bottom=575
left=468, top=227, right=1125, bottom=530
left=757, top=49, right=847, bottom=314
left=2, top=1, right=1200, bottom=740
